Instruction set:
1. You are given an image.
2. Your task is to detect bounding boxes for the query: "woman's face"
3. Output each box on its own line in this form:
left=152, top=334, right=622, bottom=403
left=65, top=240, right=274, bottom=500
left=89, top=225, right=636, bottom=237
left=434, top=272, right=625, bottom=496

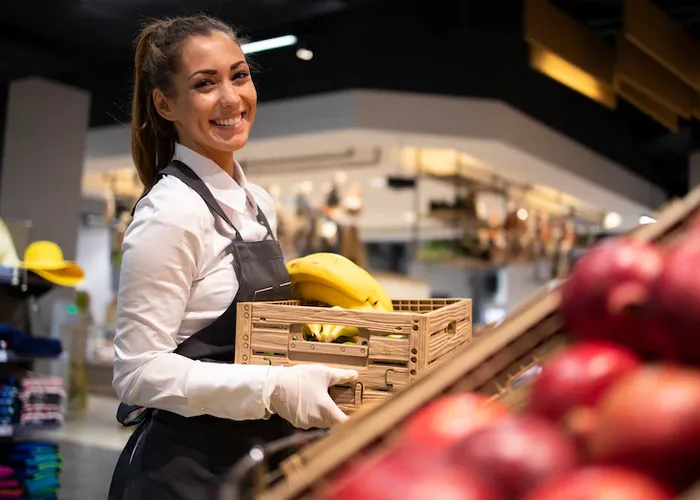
left=154, top=30, right=257, bottom=160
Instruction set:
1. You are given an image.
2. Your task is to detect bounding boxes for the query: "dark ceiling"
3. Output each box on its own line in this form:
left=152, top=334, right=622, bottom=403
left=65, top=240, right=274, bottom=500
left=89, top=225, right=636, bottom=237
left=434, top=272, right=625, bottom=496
left=1, top=0, right=700, bottom=199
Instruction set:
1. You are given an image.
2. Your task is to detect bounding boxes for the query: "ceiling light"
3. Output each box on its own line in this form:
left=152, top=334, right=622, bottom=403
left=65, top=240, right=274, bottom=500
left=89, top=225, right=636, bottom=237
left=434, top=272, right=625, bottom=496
left=639, top=214, right=657, bottom=225
left=296, top=48, right=314, bottom=61
left=517, top=208, right=529, bottom=221
left=603, top=211, right=622, bottom=229
left=242, top=35, right=298, bottom=55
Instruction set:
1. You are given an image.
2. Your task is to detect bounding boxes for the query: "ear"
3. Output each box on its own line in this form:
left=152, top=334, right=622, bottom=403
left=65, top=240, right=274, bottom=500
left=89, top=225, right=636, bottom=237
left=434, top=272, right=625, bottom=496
left=152, top=89, right=177, bottom=122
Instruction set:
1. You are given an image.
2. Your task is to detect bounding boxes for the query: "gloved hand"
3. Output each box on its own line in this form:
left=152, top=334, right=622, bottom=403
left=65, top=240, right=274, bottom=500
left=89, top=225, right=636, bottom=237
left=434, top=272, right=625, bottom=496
left=263, top=364, right=359, bottom=430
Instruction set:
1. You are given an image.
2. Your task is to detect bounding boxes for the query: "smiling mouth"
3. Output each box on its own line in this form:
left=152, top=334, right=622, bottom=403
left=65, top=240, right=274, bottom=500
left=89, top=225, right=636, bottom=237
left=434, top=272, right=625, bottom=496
left=210, top=113, right=245, bottom=127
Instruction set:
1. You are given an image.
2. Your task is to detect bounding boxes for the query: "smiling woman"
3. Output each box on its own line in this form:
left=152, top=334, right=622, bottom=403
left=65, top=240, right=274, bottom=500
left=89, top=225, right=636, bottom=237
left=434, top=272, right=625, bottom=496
left=107, top=14, right=358, bottom=500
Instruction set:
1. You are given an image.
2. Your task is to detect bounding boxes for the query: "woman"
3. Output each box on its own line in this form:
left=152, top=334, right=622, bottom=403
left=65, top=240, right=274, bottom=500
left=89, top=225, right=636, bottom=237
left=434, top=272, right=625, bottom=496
left=108, top=15, right=358, bottom=500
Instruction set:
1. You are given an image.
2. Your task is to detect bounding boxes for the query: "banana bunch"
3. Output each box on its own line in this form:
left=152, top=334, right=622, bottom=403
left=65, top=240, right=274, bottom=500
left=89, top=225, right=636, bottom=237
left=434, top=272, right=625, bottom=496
left=286, top=253, right=394, bottom=343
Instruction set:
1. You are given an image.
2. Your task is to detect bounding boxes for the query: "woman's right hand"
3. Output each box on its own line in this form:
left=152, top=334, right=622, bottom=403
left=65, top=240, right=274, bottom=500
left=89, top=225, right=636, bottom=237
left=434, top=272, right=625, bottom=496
left=264, top=364, right=359, bottom=429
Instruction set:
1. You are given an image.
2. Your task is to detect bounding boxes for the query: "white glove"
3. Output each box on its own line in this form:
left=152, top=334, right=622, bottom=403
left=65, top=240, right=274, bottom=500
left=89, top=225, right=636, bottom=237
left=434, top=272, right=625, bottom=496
left=263, top=364, right=359, bottom=430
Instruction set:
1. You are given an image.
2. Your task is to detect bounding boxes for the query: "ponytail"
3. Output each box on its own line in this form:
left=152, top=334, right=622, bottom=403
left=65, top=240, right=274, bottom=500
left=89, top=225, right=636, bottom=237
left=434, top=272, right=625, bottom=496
left=130, top=15, right=242, bottom=192
left=131, top=25, right=175, bottom=192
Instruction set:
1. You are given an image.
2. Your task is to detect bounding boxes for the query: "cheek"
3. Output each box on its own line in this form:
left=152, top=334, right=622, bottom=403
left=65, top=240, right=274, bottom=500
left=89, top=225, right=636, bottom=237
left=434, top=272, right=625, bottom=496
left=243, top=84, right=258, bottom=107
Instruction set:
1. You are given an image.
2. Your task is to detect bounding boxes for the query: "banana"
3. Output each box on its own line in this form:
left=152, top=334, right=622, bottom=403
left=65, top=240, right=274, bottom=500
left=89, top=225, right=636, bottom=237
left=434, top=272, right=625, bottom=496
left=292, top=281, right=371, bottom=310
left=287, top=253, right=393, bottom=311
left=321, top=324, right=361, bottom=343
left=302, top=323, right=323, bottom=341
left=303, top=253, right=393, bottom=311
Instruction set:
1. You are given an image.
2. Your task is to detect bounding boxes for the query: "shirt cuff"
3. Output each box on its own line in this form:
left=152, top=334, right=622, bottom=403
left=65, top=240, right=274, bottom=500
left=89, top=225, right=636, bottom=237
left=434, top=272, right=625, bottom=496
left=184, top=361, right=272, bottom=421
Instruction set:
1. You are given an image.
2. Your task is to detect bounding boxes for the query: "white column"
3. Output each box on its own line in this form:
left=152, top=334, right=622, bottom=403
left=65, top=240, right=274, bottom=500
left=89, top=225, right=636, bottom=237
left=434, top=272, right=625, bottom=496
left=690, top=152, right=700, bottom=190
left=0, top=78, right=91, bottom=382
left=0, top=77, right=90, bottom=259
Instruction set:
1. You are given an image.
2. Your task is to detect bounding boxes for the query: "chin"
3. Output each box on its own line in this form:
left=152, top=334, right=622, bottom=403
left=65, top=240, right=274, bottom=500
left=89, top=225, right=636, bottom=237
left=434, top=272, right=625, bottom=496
left=209, top=136, right=248, bottom=153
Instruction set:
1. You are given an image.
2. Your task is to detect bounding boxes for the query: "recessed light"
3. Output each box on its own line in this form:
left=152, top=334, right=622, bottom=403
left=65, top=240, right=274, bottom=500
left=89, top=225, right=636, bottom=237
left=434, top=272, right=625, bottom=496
left=296, top=48, right=314, bottom=61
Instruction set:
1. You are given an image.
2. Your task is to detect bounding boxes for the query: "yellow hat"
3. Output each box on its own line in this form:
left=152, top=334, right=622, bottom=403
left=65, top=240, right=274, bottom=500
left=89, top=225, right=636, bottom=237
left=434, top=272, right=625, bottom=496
left=19, top=241, right=85, bottom=287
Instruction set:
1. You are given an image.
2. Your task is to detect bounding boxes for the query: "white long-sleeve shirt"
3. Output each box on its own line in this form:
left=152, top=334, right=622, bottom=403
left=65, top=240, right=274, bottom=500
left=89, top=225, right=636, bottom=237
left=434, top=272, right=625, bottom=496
left=112, top=143, right=276, bottom=421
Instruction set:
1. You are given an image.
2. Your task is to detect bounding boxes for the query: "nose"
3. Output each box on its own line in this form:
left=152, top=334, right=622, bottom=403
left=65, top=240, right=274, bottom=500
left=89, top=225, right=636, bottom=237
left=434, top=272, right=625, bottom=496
left=220, top=81, right=242, bottom=109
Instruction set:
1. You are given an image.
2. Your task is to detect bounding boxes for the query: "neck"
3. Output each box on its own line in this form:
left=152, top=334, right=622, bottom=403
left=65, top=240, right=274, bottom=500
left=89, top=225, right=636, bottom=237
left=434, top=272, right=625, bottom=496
left=179, top=138, right=235, bottom=177
left=209, top=150, right=235, bottom=177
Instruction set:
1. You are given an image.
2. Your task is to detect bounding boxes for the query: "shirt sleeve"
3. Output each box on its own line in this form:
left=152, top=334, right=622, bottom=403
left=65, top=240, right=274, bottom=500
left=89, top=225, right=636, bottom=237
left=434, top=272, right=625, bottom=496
left=112, top=181, right=273, bottom=421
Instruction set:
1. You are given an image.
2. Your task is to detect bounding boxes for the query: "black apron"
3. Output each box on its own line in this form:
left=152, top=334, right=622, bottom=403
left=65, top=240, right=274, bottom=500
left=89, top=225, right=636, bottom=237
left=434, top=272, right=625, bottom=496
left=108, top=160, right=294, bottom=500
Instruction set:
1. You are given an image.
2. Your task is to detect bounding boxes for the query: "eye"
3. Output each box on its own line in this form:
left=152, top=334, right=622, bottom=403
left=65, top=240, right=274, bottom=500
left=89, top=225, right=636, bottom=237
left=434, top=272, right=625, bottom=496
left=194, top=79, right=214, bottom=89
left=232, top=71, right=250, bottom=81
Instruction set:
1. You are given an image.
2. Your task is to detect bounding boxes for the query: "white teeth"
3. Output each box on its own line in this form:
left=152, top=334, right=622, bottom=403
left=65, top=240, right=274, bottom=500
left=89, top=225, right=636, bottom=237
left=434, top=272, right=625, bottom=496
left=213, top=115, right=242, bottom=127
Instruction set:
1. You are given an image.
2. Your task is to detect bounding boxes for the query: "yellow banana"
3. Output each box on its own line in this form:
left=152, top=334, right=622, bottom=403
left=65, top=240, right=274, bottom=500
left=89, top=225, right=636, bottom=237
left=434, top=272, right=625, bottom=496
left=302, top=253, right=393, bottom=311
left=287, top=253, right=393, bottom=311
left=302, top=323, right=323, bottom=341
left=320, top=324, right=361, bottom=343
left=292, top=281, right=377, bottom=310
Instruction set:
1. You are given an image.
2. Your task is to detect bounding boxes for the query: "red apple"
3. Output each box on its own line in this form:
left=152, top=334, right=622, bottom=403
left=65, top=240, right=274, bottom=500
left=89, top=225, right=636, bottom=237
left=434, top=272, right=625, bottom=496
left=526, top=341, right=641, bottom=422
left=399, top=393, right=511, bottom=454
left=587, top=365, right=700, bottom=491
left=523, top=466, right=673, bottom=500
left=560, top=238, right=664, bottom=355
left=321, top=448, right=502, bottom=500
left=448, top=415, right=579, bottom=498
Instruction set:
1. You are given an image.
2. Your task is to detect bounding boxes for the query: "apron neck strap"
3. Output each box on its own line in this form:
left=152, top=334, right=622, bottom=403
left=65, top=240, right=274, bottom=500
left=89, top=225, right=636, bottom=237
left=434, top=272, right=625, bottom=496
left=162, top=161, right=243, bottom=240
left=132, top=160, right=276, bottom=241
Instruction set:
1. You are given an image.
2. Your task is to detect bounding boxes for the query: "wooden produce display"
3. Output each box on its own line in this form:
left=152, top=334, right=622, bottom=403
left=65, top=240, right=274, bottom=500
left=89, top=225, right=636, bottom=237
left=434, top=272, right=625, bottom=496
left=259, top=188, right=700, bottom=500
left=235, top=298, right=472, bottom=414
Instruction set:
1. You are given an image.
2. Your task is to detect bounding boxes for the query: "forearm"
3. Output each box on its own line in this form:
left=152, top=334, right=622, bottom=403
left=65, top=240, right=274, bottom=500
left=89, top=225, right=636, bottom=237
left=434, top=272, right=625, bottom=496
left=113, top=353, right=274, bottom=420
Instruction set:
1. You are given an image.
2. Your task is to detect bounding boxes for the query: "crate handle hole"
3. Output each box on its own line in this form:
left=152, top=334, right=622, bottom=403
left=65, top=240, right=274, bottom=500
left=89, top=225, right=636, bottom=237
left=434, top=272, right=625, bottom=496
left=447, top=321, right=457, bottom=337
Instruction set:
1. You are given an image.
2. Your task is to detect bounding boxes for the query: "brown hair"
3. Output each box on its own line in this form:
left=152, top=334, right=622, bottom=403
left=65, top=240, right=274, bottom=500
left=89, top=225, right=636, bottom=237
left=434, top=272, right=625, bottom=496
left=131, top=15, right=246, bottom=190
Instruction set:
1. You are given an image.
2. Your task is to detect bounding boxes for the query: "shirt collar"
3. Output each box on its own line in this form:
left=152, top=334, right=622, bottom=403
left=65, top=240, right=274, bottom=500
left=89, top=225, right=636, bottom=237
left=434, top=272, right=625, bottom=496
left=172, top=143, right=257, bottom=215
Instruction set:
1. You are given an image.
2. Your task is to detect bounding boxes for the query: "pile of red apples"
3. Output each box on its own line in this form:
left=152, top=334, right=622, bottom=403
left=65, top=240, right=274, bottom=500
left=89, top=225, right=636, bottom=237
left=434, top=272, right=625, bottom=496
left=319, top=221, right=700, bottom=500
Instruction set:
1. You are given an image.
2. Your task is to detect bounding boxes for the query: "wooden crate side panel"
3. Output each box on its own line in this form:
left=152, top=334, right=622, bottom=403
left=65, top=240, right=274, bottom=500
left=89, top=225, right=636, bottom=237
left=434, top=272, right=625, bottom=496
left=234, top=303, right=253, bottom=364
left=248, top=355, right=410, bottom=392
left=368, top=335, right=410, bottom=364
left=248, top=303, right=415, bottom=334
left=410, top=315, right=430, bottom=379
left=424, top=299, right=471, bottom=332
left=249, top=326, right=291, bottom=355
left=427, top=319, right=472, bottom=363
left=246, top=327, right=411, bottom=366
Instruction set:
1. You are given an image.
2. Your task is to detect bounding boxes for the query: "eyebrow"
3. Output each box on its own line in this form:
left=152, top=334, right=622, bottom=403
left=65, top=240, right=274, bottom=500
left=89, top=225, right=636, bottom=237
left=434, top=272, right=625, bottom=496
left=187, top=61, right=247, bottom=81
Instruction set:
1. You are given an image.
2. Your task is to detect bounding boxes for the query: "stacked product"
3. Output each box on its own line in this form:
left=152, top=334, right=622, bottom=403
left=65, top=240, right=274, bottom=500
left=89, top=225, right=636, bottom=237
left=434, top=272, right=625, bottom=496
left=0, top=442, right=60, bottom=500
left=0, top=377, right=64, bottom=428
left=320, top=233, right=700, bottom=499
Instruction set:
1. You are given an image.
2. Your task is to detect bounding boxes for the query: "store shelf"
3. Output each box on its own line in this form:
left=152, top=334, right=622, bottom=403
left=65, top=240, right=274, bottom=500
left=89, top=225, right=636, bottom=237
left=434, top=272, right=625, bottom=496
left=0, top=422, right=62, bottom=438
left=426, top=208, right=483, bottom=229
left=0, top=266, right=54, bottom=296
left=0, top=351, right=66, bottom=364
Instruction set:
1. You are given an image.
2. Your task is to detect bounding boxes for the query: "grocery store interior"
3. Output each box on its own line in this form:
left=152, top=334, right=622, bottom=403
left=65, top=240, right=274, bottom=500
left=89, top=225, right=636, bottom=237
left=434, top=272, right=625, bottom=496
left=1, top=0, right=700, bottom=498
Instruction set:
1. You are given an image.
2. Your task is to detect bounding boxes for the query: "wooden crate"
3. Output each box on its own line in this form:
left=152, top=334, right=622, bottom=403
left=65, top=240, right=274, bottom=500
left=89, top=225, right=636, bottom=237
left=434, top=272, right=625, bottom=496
left=234, top=298, right=472, bottom=414
left=258, top=187, right=700, bottom=500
